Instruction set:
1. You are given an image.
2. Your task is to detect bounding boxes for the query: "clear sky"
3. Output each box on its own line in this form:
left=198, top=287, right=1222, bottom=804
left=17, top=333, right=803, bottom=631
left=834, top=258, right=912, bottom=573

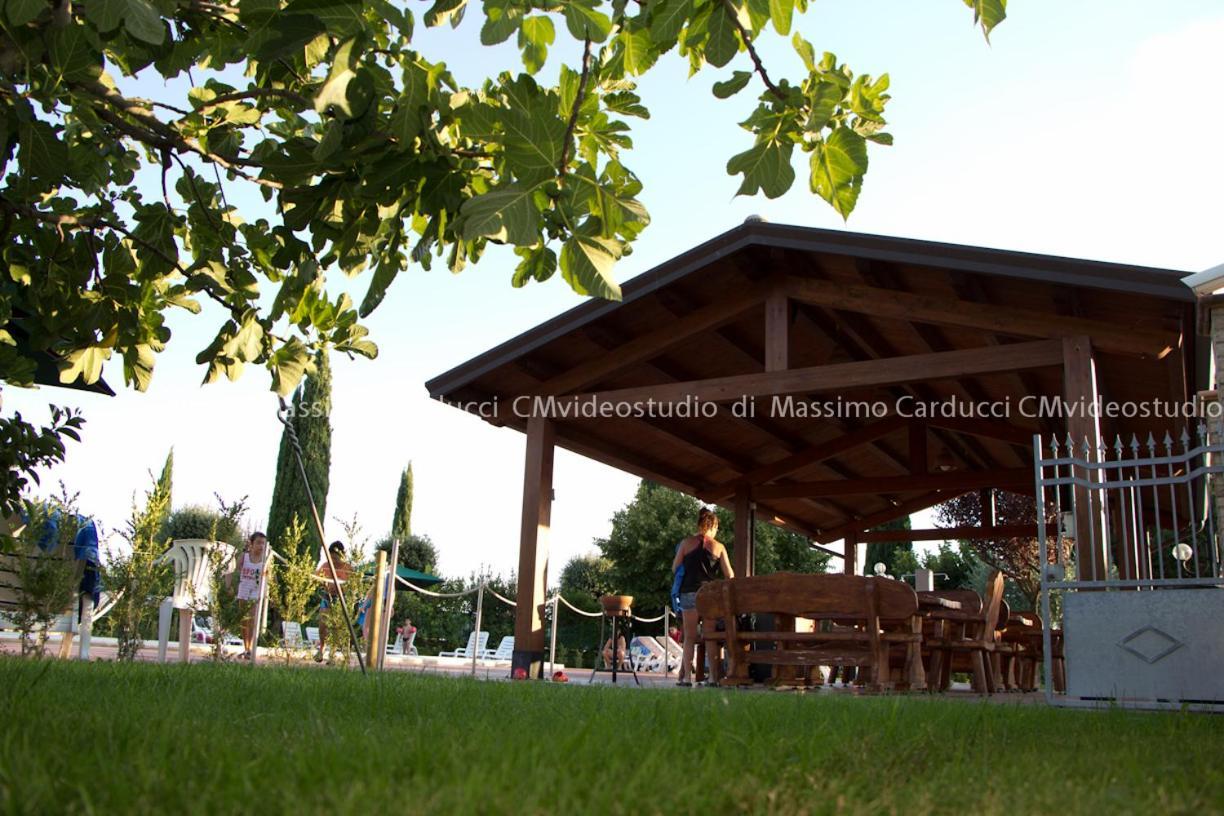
left=7, top=1, right=1224, bottom=577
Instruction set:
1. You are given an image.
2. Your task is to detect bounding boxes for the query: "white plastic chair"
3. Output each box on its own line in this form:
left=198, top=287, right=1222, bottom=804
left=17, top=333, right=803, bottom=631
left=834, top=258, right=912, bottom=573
left=439, top=630, right=488, bottom=658
left=387, top=629, right=417, bottom=657
left=156, top=539, right=236, bottom=662
left=480, top=635, right=514, bottom=662
left=306, top=626, right=321, bottom=645
left=629, top=636, right=669, bottom=672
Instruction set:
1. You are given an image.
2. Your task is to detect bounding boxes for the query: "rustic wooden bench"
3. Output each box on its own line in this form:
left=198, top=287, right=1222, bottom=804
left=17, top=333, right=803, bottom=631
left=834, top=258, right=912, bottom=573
left=695, top=573, right=923, bottom=691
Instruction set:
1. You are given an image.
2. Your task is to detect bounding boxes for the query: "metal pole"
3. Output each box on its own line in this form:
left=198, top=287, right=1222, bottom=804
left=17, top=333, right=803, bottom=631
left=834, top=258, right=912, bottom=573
left=548, top=595, right=558, bottom=677
left=277, top=397, right=365, bottom=674
left=472, top=582, right=484, bottom=677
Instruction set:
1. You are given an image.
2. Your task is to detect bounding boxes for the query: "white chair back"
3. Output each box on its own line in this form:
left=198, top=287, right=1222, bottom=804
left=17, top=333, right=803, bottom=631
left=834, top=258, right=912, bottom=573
left=158, top=539, right=235, bottom=610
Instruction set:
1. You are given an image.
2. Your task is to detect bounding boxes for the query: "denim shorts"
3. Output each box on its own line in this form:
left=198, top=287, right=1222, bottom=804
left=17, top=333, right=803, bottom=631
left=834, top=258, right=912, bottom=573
left=678, top=591, right=698, bottom=612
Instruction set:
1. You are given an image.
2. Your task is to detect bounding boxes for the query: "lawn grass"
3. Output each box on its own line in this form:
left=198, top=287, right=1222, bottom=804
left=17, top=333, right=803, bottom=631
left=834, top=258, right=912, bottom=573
left=0, top=658, right=1221, bottom=815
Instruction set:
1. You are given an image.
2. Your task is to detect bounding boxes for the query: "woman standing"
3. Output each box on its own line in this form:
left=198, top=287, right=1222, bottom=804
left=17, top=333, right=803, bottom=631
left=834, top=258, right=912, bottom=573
left=235, top=532, right=268, bottom=660
left=671, top=507, right=734, bottom=686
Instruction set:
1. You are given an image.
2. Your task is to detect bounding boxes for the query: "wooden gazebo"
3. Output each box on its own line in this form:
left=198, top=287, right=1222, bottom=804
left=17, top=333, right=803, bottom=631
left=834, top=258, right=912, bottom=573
left=426, top=221, right=1202, bottom=674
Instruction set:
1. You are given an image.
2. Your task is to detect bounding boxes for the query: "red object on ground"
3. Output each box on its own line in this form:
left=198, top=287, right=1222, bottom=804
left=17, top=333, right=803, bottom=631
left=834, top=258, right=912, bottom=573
left=512, top=667, right=528, bottom=680
left=552, top=670, right=569, bottom=683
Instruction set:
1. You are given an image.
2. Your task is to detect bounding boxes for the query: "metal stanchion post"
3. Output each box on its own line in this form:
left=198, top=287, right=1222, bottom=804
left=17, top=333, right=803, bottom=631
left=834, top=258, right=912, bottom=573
left=472, top=582, right=485, bottom=677
left=548, top=595, right=559, bottom=677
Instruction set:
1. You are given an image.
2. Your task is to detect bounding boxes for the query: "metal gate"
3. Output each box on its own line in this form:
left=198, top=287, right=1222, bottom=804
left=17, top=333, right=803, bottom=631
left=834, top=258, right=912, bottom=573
left=1034, top=425, right=1224, bottom=709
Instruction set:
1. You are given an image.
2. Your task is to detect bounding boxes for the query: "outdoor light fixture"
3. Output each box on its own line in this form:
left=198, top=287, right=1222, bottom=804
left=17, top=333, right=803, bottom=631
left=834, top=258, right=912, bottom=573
left=934, top=448, right=956, bottom=472
left=1172, top=542, right=1194, bottom=562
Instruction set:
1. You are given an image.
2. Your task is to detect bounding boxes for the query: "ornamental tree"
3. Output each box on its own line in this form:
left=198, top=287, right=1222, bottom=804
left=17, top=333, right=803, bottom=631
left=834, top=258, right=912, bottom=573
left=2, top=0, right=1006, bottom=394
left=0, top=0, right=1005, bottom=495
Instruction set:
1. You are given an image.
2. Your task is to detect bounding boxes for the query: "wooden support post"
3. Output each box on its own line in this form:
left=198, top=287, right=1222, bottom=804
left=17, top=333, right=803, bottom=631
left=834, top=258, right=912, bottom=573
left=366, top=550, right=388, bottom=671
left=765, top=290, right=789, bottom=372
left=980, top=488, right=995, bottom=528
left=512, top=416, right=554, bottom=678
left=1063, top=336, right=1107, bottom=581
left=843, top=531, right=858, bottom=575
left=733, top=489, right=754, bottom=577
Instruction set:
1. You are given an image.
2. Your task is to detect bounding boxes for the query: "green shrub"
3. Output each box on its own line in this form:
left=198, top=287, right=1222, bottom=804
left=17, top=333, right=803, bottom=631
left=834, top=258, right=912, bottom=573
left=161, top=505, right=242, bottom=547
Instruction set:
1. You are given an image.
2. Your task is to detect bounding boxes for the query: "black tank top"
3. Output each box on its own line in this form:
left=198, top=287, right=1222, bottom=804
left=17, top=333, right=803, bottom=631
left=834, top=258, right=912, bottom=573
left=679, top=535, right=720, bottom=593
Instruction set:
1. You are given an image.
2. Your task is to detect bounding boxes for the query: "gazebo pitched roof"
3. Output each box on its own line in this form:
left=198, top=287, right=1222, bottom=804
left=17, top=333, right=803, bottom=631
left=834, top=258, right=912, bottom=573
left=427, top=222, right=1200, bottom=542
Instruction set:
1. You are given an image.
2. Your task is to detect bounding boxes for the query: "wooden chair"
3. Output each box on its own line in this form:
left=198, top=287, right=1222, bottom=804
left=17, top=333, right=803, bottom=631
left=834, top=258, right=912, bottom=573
left=925, top=570, right=1006, bottom=694
left=695, top=573, right=922, bottom=691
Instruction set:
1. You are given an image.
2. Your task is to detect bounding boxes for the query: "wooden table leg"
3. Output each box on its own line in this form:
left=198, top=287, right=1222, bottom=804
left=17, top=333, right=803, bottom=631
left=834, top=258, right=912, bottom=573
left=907, top=616, right=926, bottom=691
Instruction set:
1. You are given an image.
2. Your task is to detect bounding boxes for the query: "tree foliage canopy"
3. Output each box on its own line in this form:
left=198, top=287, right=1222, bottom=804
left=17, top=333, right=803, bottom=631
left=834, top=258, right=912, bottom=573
left=1, top=0, right=1005, bottom=403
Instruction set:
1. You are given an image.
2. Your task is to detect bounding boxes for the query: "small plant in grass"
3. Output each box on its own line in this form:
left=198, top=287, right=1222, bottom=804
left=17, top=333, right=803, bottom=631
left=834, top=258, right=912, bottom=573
left=319, top=515, right=372, bottom=667
left=6, top=498, right=81, bottom=657
left=106, top=476, right=172, bottom=661
left=270, top=516, right=318, bottom=661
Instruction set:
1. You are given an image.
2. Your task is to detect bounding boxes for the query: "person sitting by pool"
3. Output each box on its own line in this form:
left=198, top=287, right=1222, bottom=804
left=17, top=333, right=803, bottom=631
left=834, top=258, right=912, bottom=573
left=315, top=541, right=352, bottom=662
left=601, top=632, right=629, bottom=670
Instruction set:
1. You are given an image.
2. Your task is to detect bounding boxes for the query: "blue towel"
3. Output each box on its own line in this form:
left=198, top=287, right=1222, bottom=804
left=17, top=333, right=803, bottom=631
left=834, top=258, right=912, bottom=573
left=670, top=538, right=686, bottom=614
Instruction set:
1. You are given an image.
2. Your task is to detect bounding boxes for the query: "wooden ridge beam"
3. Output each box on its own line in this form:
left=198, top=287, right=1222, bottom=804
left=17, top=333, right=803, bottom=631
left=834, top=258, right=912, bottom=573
left=569, top=340, right=1064, bottom=406
left=752, top=468, right=1032, bottom=500
left=785, top=276, right=1176, bottom=359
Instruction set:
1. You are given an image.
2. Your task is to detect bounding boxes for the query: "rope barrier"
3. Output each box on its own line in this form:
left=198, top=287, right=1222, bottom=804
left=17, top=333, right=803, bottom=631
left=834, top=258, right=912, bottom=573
left=485, top=587, right=517, bottom=607
left=555, top=595, right=603, bottom=618
left=631, top=612, right=664, bottom=623
left=394, top=574, right=478, bottom=598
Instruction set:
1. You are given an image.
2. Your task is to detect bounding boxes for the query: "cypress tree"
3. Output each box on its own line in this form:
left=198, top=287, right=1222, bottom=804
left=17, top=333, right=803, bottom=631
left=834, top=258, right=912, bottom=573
left=152, top=448, right=174, bottom=537
left=391, top=462, right=413, bottom=540
left=267, top=351, right=332, bottom=557
left=156, top=448, right=173, bottom=515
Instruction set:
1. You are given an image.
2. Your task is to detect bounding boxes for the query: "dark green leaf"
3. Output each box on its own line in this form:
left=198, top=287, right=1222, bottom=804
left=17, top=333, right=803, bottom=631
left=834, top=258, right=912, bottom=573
left=704, top=5, right=739, bottom=68
left=283, top=0, right=365, bottom=37
left=726, top=139, right=794, bottom=199
left=123, top=0, right=165, bottom=45
left=458, top=183, right=542, bottom=246
left=712, top=70, right=752, bottom=99
left=563, top=0, right=612, bottom=43
left=5, top=0, right=46, bottom=26
left=83, top=0, right=123, bottom=31
left=512, top=245, right=557, bottom=287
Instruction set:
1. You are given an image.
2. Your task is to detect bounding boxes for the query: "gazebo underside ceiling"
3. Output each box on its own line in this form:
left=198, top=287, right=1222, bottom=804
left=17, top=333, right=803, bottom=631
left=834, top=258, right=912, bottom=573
left=428, top=223, right=1201, bottom=543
